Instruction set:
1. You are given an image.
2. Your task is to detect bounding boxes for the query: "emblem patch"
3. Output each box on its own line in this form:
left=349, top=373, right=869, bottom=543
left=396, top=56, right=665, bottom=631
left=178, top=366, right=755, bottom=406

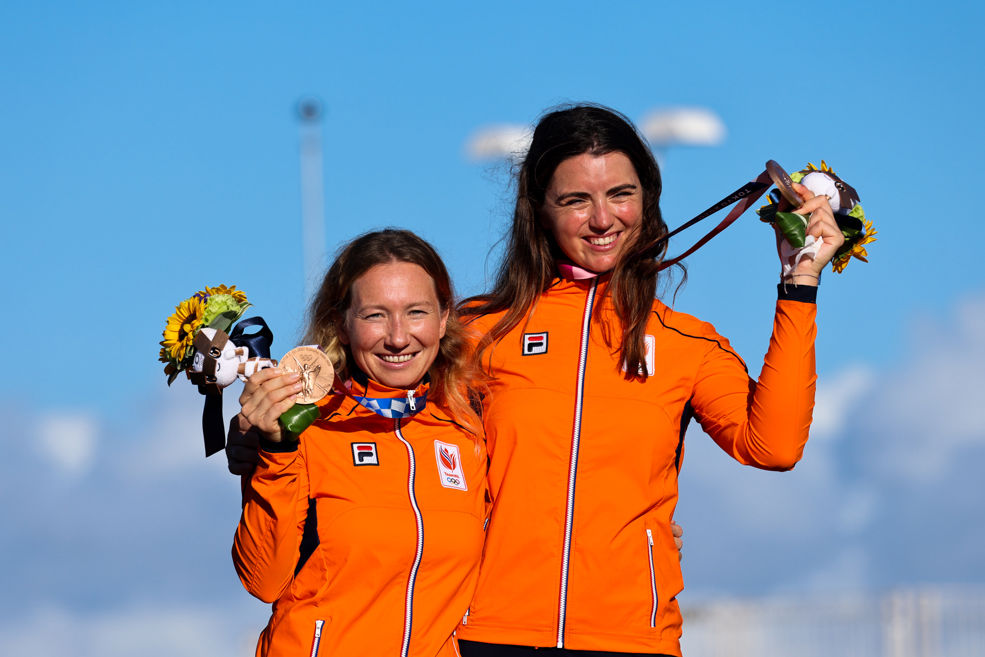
left=522, top=332, right=548, bottom=356
left=434, top=440, right=467, bottom=491
left=351, top=442, right=379, bottom=466
left=622, top=334, right=655, bottom=376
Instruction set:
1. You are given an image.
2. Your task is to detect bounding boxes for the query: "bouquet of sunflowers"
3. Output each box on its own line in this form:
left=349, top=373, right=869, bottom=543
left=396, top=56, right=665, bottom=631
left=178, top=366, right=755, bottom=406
left=159, top=284, right=325, bottom=457
left=759, top=160, right=877, bottom=274
left=159, top=284, right=252, bottom=384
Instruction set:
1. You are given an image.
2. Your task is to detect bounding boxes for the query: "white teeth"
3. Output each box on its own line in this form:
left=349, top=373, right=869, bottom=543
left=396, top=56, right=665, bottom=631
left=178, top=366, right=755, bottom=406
left=587, top=235, right=617, bottom=246
left=380, top=354, right=414, bottom=363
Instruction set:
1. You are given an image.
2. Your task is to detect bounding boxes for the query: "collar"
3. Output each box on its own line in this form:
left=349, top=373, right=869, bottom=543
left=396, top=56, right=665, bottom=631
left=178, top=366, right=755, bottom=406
left=557, top=260, right=601, bottom=280
left=344, top=368, right=430, bottom=418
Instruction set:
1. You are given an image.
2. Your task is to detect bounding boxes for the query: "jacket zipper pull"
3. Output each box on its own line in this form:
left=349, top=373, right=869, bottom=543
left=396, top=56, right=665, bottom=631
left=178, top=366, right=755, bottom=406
left=646, top=528, right=654, bottom=546
left=407, top=390, right=416, bottom=412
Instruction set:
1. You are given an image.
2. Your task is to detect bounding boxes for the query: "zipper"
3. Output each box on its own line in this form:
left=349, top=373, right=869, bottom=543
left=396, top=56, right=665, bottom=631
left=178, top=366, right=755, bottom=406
left=309, top=619, right=324, bottom=657
left=556, top=279, right=597, bottom=648
left=462, top=608, right=469, bottom=625
left=406, top=389, right=417, bottom=412
left=395, top=418, right=424, bottom=657
left=645, top=529, right=658, bottom=628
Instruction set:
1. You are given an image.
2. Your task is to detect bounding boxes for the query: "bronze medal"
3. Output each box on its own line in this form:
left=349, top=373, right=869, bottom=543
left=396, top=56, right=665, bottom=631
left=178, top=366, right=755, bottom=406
left=277, top=346, right=334, bottom=404
left=765, top=160, right=801, bottom=207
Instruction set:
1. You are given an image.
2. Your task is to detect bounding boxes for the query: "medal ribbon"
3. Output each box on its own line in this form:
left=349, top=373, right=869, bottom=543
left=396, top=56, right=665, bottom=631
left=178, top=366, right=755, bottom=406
left=229, top=316, right=274, bottom=358
left=557, top=170, right=773, bottom=279
left=655, top=170, right=773, bottom=271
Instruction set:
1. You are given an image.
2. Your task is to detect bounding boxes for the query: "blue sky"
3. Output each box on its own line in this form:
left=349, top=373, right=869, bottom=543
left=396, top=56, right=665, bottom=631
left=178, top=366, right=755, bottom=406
left=2, top=2, right=984, bottom=654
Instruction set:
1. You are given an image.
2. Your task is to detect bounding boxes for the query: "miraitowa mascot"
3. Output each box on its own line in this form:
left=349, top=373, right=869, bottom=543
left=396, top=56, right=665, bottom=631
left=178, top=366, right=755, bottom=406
left=759, top=160, right=876, bottom=277
left=159, top=285, right=327, bottom=456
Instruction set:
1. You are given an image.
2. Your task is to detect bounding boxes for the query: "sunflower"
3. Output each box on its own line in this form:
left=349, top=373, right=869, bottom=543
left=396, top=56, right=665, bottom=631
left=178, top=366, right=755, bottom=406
left=198, top=284, right=248, bottom=305
left=832, top=218, right=877, bottom=274
left=161, top=296, right=205, bottom=363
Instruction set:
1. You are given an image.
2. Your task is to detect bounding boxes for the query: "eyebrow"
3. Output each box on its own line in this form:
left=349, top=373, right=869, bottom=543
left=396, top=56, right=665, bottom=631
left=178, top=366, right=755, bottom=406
left=354, top=300, right=438, bottom=313
left=553, top=183, right=638, bottom=203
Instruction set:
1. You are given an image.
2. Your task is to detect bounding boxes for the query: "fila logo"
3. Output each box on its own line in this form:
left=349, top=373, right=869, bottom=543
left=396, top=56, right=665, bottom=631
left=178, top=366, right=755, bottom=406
left=434, top=440, right=467, bottom=491
left=622, top=334, right=655, bottom=376
left=522, top=332, right=548, bottom=356
left=351, top=442, right=379, bottom=466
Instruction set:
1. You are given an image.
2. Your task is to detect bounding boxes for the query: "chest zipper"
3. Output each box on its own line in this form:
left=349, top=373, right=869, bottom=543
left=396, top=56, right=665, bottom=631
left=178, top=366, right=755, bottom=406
left=309, top=619, right=324, bottom=657
left=394, top=418, right=424, bottom=657
left=556, top=279, right=597, bottom=648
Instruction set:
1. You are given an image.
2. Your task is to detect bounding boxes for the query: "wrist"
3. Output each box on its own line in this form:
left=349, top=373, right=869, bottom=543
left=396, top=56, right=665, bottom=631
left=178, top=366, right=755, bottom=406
left=781, top=272, right=819, bottom=287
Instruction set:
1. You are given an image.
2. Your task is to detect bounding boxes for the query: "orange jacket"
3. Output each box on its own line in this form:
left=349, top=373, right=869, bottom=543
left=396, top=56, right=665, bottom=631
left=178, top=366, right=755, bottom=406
left=457, top=277, right=817, bottom=655
left=233, top=375, right=488, bottom=657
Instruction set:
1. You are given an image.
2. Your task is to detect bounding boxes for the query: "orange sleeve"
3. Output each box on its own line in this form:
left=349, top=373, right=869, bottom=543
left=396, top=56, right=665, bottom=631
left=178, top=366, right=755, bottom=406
left=231, top=442, right=310, bottom=602
left=690, top=298, right=817, bottom=470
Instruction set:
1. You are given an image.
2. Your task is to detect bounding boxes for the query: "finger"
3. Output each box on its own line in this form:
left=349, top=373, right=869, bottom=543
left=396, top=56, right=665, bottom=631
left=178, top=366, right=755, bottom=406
left=250, top=390, right=301, bottom=437
left=239, top=368, right=298, bottom=408
left=239, top=365, right=283, bottom=395
left=797, top=196, right=833, bottom=218
left=792, top=182, right=814, bottom=203
left=805, top=207, right=842, bottom=246
left=240, top=372, right=301, bottom=418
left=671, top=522, right=683, bottom=538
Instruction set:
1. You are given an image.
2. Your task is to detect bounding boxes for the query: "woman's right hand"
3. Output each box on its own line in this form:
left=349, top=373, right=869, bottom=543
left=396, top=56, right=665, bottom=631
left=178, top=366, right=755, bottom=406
left=237, top=368, right=303, bottom=444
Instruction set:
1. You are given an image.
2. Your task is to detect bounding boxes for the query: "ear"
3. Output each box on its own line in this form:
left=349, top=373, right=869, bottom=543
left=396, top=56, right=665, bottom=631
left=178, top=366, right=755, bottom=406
left=438, top=307, right=449, bottom=339
left=337, top=313, right=351, bottom=346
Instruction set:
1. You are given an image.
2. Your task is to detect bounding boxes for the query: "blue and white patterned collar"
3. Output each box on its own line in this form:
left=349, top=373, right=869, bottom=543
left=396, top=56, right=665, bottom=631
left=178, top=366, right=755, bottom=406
left=344, top=368, right=429, bottom=419
left=350, top=391, right=428, bottom=418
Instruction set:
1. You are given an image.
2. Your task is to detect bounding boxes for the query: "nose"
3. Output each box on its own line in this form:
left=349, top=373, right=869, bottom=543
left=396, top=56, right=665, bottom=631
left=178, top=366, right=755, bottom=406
left=588, top=199, right=614, bottom=231
left=386, top=316, right=410, bottom=349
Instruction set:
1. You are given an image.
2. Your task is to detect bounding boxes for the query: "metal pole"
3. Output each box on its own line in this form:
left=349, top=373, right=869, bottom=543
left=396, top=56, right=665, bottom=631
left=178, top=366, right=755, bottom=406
left=297, top=98, right=326, bottom=304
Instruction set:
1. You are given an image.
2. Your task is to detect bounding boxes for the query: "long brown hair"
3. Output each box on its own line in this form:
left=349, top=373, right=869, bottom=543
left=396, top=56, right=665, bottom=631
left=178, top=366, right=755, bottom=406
left=461, top=104, right=670, bottom=380
left=306, top=228, right=480, bottom=432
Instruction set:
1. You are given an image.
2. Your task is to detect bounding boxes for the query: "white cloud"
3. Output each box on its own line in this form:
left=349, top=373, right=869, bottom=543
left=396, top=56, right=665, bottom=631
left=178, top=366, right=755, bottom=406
left=862, top=293, right=985, bottom=483
left=640, top=107, right=726, bottom=146
left=811, top=365, right=876, bottom=440
left=36, top=413, right=98, bottom=476
left=464, top=124, right=532, bottom=161
left=678, top=291, right=985, bottom=597
left=115, top=384, right=234, bottom=479
left=0, top=602, right=269, bottom=657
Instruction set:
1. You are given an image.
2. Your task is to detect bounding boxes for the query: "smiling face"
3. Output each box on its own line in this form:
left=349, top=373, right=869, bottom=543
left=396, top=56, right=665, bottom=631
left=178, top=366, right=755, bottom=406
left=340, top=261, right=448, bottom=390
left=541, top=151, right=644, bottom=273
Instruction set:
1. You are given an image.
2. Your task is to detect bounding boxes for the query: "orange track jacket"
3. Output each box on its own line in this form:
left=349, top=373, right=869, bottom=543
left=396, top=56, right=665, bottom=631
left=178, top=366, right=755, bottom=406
left=457, top=277, right=817, bottom=655
left=233, top=376, right=488, bottom=657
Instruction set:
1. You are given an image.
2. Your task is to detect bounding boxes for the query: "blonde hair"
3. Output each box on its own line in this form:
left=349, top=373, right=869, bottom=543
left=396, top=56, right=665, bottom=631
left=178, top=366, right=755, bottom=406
left=305, top=229, right=482, bottom=434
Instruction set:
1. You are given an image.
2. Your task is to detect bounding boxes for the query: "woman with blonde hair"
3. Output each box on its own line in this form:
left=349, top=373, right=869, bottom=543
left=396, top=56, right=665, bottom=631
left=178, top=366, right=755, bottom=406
left=233, top=228, right=487, bottom=657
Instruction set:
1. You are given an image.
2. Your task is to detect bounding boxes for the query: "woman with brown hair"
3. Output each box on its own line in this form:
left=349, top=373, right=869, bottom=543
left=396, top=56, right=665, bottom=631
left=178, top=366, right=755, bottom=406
left=455, top=104, right=842, bottom=656
left=232, top=229, right=487, bottom=657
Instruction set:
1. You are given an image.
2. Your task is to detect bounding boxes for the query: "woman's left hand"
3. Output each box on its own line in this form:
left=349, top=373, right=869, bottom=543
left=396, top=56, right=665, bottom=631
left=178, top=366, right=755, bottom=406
left=776, top=182, right=846, bottom=285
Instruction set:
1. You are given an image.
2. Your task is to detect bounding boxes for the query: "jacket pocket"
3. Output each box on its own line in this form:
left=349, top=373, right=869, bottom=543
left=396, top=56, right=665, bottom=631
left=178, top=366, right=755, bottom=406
left=645, top=528, right=658, bottom=628
left=309, top=619, right=326, bottom=657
